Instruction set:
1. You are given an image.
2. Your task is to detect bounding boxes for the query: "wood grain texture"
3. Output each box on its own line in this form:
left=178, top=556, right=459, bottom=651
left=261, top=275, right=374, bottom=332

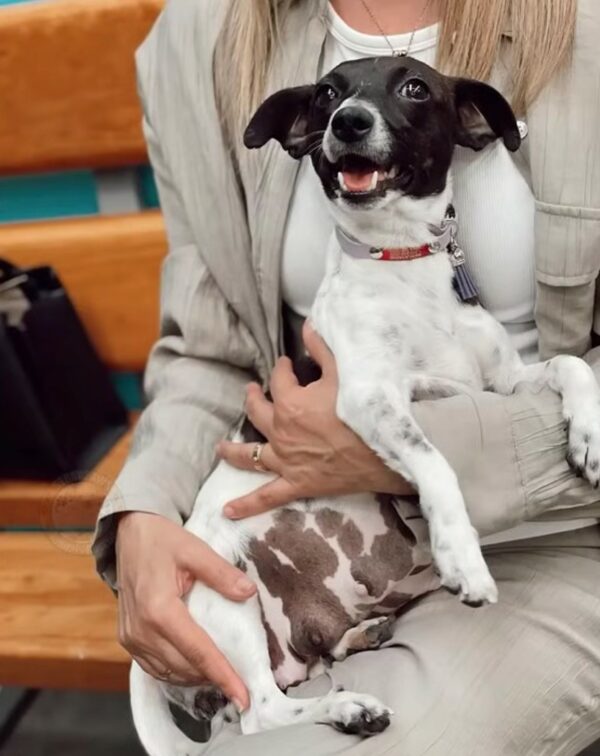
left=0, top=533, right=129, bottom=691
left=0, top=0, right=163, bottom=174
left=0, top=211, right=165, bottom=370
left=0, top=415, right=137, bottom=528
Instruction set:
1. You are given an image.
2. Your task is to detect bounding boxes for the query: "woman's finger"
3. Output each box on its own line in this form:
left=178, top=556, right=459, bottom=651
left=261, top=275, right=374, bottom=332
left=270, top=356, right=299, bottom=399
left=217, top=441, right=280, bottom=475
left=245, top=384, right=275, bottom=436
left=132, top=646, right=204, bottom=687
left=162, top=600, right=249, bottom=710
left=119, top=595, right=211, bottom=685
left=179, top=531, right=256, bottom=601
left=223, top=477, right=298, bottom=519
left=302, top=321, right=337, bottom=377
left=132, top=654, right=176, bottom=681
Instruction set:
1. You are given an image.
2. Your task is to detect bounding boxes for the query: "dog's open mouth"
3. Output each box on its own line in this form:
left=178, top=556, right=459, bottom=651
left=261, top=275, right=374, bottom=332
left=333, top=155, right=407, bottom=200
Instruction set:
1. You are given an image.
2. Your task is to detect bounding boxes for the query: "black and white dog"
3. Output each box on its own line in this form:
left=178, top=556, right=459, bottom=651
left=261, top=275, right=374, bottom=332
left=131, top=57, right=600, bottom=755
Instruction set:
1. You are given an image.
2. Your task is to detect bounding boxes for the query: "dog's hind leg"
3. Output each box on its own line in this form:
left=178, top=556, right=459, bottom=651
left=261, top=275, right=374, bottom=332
left=187, top=580, right=392, bottom=737
left=329, top=616, right=396, bottom=661
left=306, top=616, right=395, bottom=681
left=130, top=661, right=206, bottom=756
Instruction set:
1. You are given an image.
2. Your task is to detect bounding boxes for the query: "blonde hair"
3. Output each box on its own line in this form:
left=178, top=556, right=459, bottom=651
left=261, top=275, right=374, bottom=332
left=215, top=0, right=576, bottom=138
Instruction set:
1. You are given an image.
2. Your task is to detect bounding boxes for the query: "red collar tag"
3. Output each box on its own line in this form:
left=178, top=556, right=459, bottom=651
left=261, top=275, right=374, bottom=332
left=370, top=244, right=432, bottom=261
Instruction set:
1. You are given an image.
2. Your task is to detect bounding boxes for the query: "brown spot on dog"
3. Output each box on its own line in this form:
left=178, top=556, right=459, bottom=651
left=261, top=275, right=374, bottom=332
left=377, top=591, right=414, bottom=609
left=249, top=495, right=434, bottom=670
left=264, top=618, right=285, bottom=671
left=315, top=508, right=364, bottom=559
left=274, top=508, right=306, bottom=530
left=339, top=518, right=364, bottom=559
left=258, top=599, right=286, bottom=673
left=266, top=511, right=338, bottom=577
left=376, top=495, right=417, bottom=545
left=350, top=498, right=415, bottom=597
left=315, top=508, right=343, bottom=538
left=287, top=642, right=305, bottom=663
left=249, top=512, right=351, bottom=661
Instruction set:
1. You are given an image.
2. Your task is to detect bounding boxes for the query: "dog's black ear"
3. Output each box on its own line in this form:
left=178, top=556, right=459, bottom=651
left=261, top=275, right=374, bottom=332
left=453, top=79, right=521, bottom=152
left=243, top=85, right=315, bottom=159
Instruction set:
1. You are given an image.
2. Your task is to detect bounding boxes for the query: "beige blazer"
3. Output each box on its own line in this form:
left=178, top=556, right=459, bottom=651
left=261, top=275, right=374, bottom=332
left=93, top=0, right=600, bottom=583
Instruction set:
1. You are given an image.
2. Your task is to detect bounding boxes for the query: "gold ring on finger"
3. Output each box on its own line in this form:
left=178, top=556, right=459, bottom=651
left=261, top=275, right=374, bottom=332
left=157, top=667, right=173, bottom=682
left=251, top=443, right=268, bottom=472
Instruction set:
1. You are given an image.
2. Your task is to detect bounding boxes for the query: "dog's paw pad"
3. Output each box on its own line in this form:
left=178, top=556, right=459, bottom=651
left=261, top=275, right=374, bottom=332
left=328, top=693, right=392, bottom=738
left=462, top=598, right=485, bottom=609
left=334, top=708, right=391, bottom=737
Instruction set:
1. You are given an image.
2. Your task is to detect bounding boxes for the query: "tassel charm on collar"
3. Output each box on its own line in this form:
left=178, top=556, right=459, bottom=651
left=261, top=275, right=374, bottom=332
left=336, top=205, right=480, bottom=305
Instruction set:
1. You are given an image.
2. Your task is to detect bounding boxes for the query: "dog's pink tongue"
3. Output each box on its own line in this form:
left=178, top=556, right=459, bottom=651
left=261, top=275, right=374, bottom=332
left=342, top=171, right=375, bottom=192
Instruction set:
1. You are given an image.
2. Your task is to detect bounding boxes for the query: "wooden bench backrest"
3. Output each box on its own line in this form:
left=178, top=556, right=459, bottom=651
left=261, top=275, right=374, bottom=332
left=0, top=0, right=166, bottom=372
left=0, top=0, right=163, bottom=175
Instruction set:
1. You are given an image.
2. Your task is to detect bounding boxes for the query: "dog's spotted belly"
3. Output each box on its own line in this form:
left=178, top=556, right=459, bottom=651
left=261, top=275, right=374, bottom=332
left=244, top=494, right=439, bottom=688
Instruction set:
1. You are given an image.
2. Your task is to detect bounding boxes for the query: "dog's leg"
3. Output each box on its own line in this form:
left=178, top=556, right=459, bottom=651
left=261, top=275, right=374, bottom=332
left=130, top=661, right=206, bottom=756
left=186, top=582, right=392, bottom=737
left=336, top=378, right=497, bottom=606
left=458, top=306, right=600, bottom=488
left=330, top=615, right=395, bottom=661
left=492, top=356, right=600, bottom=488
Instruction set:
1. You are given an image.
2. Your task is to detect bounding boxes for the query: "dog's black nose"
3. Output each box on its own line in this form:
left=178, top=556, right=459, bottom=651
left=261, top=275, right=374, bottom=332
left=331, top=107, right=374, bottom=143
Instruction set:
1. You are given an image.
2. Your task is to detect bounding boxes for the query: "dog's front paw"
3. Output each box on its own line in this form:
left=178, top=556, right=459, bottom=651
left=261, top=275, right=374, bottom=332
left=567, top=411, right=600, bottom=488
left=432, top=525, right=498, bottom=607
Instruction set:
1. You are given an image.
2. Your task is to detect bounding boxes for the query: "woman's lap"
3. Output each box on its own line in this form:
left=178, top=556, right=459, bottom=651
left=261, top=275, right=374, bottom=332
left=205, top=526, right=600, bottom=756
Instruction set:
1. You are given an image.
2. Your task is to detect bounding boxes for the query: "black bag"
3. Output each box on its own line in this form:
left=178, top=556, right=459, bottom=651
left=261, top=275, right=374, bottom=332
left=0, top=259, right=128, bottom=480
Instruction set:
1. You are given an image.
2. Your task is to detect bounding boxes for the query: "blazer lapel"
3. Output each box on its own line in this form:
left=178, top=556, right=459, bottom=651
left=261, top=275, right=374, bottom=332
left=156, top=0, right=274, bottom=368
left=238, top=0, right=327, bottom=355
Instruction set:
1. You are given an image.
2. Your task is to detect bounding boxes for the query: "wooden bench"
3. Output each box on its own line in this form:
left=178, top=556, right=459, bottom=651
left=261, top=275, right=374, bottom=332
left=0, top=533, right=130, bottom=692
left=0, top=0, right=164, bottom=692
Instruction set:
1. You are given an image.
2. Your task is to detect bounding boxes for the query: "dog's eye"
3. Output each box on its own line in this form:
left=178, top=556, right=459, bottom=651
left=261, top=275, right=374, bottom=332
left=399, top=79, right=430, bottom=101
left=315, top=85, right=338, bottom=107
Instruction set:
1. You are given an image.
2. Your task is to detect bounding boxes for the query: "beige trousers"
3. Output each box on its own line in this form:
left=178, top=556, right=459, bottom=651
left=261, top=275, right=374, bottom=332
left=204, top=526, right=600, bottom=756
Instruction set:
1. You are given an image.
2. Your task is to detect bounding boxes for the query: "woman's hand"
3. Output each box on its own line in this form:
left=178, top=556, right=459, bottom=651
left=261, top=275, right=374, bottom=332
left=218, top=324, right=413, bottom=519
left=116, top=511, right=256, bottom=709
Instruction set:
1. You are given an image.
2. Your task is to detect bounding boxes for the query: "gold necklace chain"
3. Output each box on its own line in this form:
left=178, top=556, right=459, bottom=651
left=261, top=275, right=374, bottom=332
left=357, top=0, right=434, bottom=57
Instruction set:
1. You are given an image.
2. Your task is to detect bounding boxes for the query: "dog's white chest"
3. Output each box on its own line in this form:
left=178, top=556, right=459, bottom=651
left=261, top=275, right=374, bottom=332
left=310, top=241, right=484, bottom=391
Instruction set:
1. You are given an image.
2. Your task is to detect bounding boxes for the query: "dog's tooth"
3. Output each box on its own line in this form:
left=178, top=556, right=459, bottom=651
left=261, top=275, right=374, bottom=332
left=369, top=171, right=378, bottom=191
left=337, top=171, right=348, bottom=192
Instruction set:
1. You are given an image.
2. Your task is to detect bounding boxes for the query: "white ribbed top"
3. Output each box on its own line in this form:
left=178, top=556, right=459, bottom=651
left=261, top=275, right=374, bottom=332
left=282, top=4, right=538, bottom=362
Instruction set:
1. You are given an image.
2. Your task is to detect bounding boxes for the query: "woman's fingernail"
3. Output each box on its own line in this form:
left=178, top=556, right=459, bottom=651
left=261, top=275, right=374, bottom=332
left=234, top=575, right=255, bottom=596
left=223, top=505, right=236, bottom=518
left=232, top=697, right=246, bottom=713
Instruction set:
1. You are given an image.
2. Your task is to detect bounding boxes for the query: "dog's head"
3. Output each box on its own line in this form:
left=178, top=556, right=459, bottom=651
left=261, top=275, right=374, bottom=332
left=244, top=56, right=520, bottom=210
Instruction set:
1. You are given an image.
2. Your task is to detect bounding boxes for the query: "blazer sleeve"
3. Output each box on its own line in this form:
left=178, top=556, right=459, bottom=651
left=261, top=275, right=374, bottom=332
left=412, top=350, right=600, bottom=536
left=92, top=96, right=257, bottom=590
